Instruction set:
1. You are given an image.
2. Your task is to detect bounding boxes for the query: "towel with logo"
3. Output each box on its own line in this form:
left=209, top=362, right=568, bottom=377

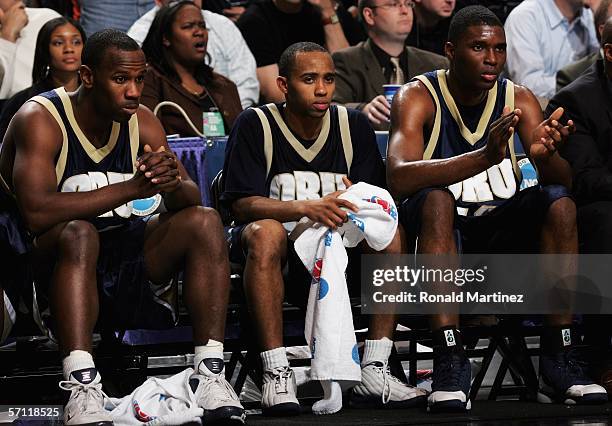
left=293, top=182, right=398, bottom=383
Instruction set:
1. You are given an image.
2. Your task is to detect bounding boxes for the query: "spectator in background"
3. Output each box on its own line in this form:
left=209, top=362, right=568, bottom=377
left=128, top=0, right=259, bottom=108
left=547, top=17, right=612, bottom=253
left=0, top=0, right=60, bottom=99
left=333, top=0, right=447, bottom=130
left=237, top=0, right=365, bottom=103
left=0, top=17, right=84, bottom=143
left=405, top=0, right=455, bottom=55
left=141, top=1, right=242, bottom=137
left=77, top=0, right=154, bottom=36
left=505, top=0, right=598, bottom=101
left=557, top=0, right=612, bottom=90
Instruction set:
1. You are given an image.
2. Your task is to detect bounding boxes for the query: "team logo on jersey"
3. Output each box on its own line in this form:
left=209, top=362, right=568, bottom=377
left=366, top=196, right=398, bottom=220
left=132, top=195, right=162, bottom=216
left=62, top=171, right=162, bottom=218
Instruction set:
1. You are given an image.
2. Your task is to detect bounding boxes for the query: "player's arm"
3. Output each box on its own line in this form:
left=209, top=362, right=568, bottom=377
left=136, top=105, right=201, bottom=211
left=232, top=191, right=357, bottom=230
left=386, top=82, right=517, bottom=199
left=11, top=104, right=157, bottom=234
left=514, top=85, right=573, bottom=189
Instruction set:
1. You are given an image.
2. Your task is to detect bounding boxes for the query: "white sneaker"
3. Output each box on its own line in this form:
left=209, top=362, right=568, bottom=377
left=261, top=366, right=300, bottom=416
left=59, top=368, right=113, bottom=426
left=190, top=358, right=246, bottom=424
left=351, top=361, right=428, bottom=409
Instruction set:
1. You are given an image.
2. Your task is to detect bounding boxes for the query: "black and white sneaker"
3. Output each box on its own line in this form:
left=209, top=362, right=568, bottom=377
left=538, top=348, right=608, bottom=405
left=428, top=328, right=471, bottom=413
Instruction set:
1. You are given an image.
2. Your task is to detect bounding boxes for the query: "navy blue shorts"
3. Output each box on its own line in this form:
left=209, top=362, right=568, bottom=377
left=399, top=185, right=572, bottom=253
left=227, top=224, right=362, bottom=307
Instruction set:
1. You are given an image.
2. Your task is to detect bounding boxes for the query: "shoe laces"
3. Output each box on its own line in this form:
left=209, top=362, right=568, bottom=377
left=59, top=379, right=109, bottom=417
left=198, top=373, right=240, bottom=403
left=370, top=361, right=404, bottom=404
left=271, top=366, right=293, bottom=395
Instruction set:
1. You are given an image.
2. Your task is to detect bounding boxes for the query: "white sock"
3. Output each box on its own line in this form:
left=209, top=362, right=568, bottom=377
left=194, top=339, right=224, bottom=372
left=312, top=380, right=342, bottom=415
left=260, top=347, right=288, bottom=371
left=62, top=350, right=95, bottom=380
left=362, top=337, right=393, bottom=366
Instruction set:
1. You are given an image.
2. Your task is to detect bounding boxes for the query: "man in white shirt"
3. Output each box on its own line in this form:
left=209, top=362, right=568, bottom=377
left=0, top=0, right=60, bottom=99
left=505, top=0, right=599, bottom=100
left=128, top=0, right=259, bottom=108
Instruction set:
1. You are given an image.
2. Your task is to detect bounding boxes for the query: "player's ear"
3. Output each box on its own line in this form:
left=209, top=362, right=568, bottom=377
left=444, top=41, right=455, bottom=61
left=80, top=65, right=94, bottom=89
left=605, top=43, right=612, bottom=63
left=277, top=76, right=289, bottom=95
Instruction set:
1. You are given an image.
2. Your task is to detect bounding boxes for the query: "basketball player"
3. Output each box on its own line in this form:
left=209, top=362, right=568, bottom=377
left=0, top=30, right=244, bottom=425
left=387, top=6, right=608, bottom=412
left=221, top=42, right=427, bottom=416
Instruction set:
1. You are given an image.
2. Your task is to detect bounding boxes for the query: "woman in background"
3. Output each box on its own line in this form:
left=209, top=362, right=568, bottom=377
left=142, top=0, right=242, bottom=137
left=0, top=17, right=85, bottom=143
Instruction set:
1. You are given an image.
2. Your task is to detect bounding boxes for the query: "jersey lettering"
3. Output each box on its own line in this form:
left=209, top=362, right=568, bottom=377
left=269, top=172, right=347, bottom=201
left=61, top=172, right=133, bottom=218
left=448, top=159, right=516, bottom=203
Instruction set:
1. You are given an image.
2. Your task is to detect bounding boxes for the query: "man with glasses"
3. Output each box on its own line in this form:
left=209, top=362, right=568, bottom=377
left=333, top=0, right=447, bottom=130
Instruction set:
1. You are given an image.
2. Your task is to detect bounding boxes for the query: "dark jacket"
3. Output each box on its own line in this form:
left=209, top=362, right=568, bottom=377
left=332, top=38, right=448, bottom=109
left=556, top=51, right=600, bottom=92
left=142, top=65, right=242, bottom=138
left=546, top=60, right=612, bottom=205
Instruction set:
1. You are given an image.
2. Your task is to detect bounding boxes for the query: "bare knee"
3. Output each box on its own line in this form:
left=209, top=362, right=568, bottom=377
left=243, top=219, right=287, bottom=266
left=546, top=197, right=577, bottom=237
left=419, top=190, right=456, bottom=245
left=179, top=206, right=224, bottom=243
left=57, top=220, right=99, bottom=261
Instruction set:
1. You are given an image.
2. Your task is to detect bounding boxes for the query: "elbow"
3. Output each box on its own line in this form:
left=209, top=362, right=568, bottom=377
left=22, top=210, right=50, bottom=235
left=387, top=166, right=411, bottom=200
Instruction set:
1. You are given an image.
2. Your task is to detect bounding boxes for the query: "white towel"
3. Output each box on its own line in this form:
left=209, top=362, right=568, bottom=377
left=293, top=182, right=398, bottom=383
left=105, top=368, right=203, bottom=425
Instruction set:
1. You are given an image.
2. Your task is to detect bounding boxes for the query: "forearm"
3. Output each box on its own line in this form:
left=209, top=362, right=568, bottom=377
left=323, top=23, right=349, bottom=53
left=533, top=154, right=573, bottom=189
left=162, top=180, right=202, bottom=211
left=232, top=196, right=305, bottom=223
left=387, top=149, right=491, bottom=199
left=18, top=181, right=137, bottom=234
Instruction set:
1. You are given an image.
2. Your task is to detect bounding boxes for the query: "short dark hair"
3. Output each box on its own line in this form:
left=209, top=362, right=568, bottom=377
left=448, top=5, right=502, bottom=44
left=81, top=29, right=140, bottom=71
left=141, top=1, right=213, bottom=84
left=32, top=17, right=86, bottom=84
left=278, top=42, right=329, bottom=78
left=595, top=0, right=612, bottom=43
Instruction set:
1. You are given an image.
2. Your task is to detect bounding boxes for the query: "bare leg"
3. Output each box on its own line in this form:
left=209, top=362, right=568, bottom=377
left=143, top=206, right=230, bottom=345
left=540, top=197, right=577, bottom=327
left=366, top=225, right=405, bottom=339
left=240, top=219, right=287, bottom=350
left=417, top=191, right=459, bottom=330
left=33, top=220, right=100, bottom=356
